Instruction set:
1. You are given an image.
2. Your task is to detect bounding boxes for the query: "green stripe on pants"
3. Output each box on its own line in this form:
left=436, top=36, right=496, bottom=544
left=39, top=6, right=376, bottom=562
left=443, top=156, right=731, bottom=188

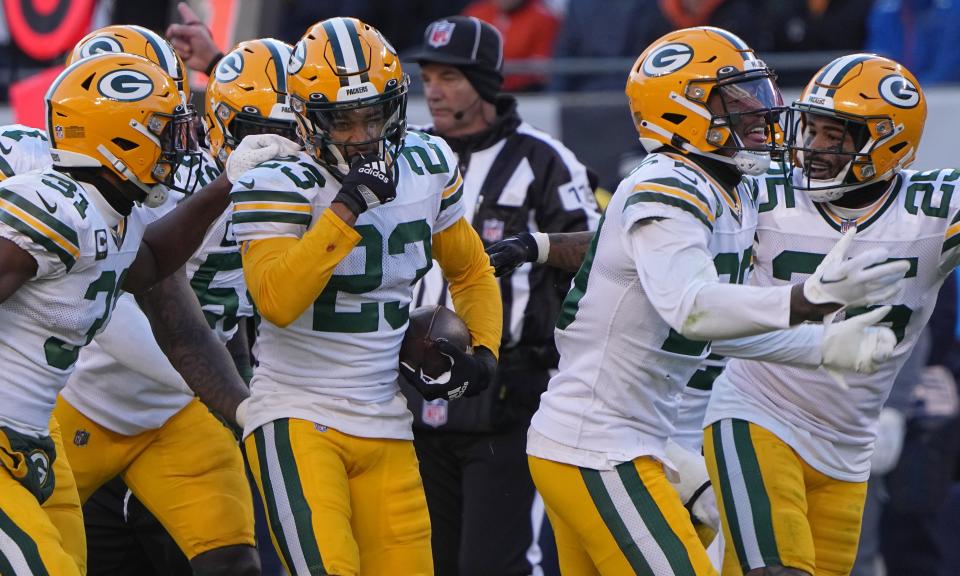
left=580, top=467, right=655, bottom=575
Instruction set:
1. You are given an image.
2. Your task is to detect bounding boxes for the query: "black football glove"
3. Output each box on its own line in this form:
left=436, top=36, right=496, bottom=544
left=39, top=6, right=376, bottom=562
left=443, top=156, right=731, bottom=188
left=400, top=341, right=497, bottom=401
left=334, top=155, right=396, bottom=216
left=486, top=232, right=539, bottom=277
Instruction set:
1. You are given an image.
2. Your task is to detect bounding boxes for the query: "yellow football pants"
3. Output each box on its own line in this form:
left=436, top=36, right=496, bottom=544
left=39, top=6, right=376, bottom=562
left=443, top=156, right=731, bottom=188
left=529, top=453, right=717, bottom=576
left=53, top=396, right=255, bottom=559
left=704, top=419, right=867, bottom=576
left=244, top=419, right=432, bottom=576
left=0, top=417, right=82, bottom=575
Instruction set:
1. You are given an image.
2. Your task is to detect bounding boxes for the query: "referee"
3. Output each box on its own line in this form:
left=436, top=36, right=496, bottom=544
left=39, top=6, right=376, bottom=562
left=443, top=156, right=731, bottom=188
left=404, top=16, right=600, bottom=576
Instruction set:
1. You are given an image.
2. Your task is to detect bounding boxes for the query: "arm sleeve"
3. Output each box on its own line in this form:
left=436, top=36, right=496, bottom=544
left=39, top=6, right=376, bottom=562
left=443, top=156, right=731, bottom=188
left=629, top=216, right=792, bottom=341
left=712, top=324, right=824, bottom=367
left=433, top=217, right=503, bottom=357
left=241, top=209, right=360, bottom=327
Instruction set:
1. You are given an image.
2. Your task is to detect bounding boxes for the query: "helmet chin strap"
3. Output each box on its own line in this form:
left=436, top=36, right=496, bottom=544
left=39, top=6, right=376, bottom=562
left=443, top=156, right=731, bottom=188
left=96, top=145, right=169, bottom=208
left=694, top=148, right=772, bottom=176
left=639, top=119, right=771, bottom=176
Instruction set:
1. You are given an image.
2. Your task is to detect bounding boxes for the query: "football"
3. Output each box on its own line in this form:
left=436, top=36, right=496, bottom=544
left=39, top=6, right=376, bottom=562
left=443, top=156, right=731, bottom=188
left=400, top=305, right=472, bottom=378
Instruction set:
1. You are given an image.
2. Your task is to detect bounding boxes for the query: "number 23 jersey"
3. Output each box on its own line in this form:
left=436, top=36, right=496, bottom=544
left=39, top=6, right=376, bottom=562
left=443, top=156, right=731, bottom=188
left=0, top=168, right=152, bottom=436
left=706, top=166, right=960, bottom=481
left=230, top=131, right=465, bottom=439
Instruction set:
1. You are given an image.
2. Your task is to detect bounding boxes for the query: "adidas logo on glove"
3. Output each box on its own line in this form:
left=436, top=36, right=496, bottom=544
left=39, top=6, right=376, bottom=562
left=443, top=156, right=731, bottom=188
left=357, top=164, right=390, bottom=184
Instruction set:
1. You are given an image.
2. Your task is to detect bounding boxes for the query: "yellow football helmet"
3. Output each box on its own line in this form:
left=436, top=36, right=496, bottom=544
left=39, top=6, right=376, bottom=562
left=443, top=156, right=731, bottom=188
left=626, top=27, right=785, bottom=175
left=46, top=53, right=199, bottom=207
left=788, top=54, right=927, bottom=202
left=287, top=17, right=408, bottom=177
left=68, top=24, right=190, bottom=102
left=205, top=38, right=298, bottom=168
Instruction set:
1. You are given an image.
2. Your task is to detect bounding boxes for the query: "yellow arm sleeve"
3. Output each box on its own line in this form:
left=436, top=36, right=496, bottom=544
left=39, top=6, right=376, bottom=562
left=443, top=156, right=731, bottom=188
left=432, top=217, right=502, bottom=358
left=242, top=209, right=360, bottom=327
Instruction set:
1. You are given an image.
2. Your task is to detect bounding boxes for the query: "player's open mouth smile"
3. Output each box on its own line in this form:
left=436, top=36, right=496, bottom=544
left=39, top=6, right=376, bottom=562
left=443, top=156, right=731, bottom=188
left=741, top=122, right=769, bottom=147
left=805, top=155, right=836, bottom=179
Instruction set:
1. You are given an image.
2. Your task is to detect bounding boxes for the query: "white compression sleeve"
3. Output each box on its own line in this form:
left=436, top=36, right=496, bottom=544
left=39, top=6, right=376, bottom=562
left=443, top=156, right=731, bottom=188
left=712, top=324, right=824, bottom=367
left=629, top=217, right=792, bottom=341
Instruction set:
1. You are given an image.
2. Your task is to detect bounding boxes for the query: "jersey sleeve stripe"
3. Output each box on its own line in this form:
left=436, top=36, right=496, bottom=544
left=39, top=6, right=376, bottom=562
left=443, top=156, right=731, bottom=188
left=626, top=183, right=715, bottom=224
left=943, top=222, right=960, bottom=253
left=441, top=170, right=463, bottom=199
left=624, top=190, right=714, bottom=230
left=0, top=199, right=80, bottom=257
left=439, top=184, right=464, bottom=212
left=644, top=178, right=713, bottom=206
left=234, top=202, right=311, bottom=214
left=231, top=189, right=311, bottom=204
left=443, top=166, right=461, bottom=189
left=0, top=188, right=79, bottom=247
left=0, top=203, right=77, bottom=269
left=232, top=211, right=312, bottom=226
left=0, top=156, right=13, bottom=179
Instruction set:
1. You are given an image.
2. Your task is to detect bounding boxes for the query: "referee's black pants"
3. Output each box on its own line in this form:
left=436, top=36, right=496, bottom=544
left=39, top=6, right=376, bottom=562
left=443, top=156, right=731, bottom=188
left=413, top=367, right=553, bottom=576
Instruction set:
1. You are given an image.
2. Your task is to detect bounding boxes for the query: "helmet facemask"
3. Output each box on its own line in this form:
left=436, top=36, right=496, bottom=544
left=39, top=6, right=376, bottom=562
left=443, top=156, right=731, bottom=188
left=694, top=67, right=786, bottom=176
left=292, top=76, right=408, bottom=179
left=212, top=102, right=299, bottom=167
left=149, top=104, right=202, bottom=199
left=786, top=105, right=896, bottom=203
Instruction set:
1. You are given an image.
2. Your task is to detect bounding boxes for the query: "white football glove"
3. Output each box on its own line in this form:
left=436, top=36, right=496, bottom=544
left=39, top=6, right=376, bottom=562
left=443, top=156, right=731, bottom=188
left=804, top=229, right=910, bottom=308
left=822, top=306, right=897, bottom=388
left=665, top=439, right=720, bottom=532
left=225, top=134, right=302, bottom=183
left=870, top=407, right=906, bottom=475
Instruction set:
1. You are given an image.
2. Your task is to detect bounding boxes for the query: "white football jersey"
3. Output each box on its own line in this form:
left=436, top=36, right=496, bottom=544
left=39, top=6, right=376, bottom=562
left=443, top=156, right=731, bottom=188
left=231, top=131, right=465, bottom=439
left=181, top=152, right=253, bottom=342
left=706, top=166, right=960, bottom=481
left=530, top=151, right=757, bottom=466
left=0, top=124, right=51, bottom=180
left=64, top=151, right=253, bottom=435
left=0, top=168, right=152, bottom=435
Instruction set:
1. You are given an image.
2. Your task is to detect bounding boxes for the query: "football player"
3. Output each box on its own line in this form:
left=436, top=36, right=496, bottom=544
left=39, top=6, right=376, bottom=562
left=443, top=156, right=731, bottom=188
left=0, top=52, right=246, bottom=575
left=522, top=28, right=908, bottom=574
left=0, top=125, right=51, bottom=182
left=52, top=37, right=298, bottom=576
left=231, top=17, right=502, bottom=576
left=702, top=54, right=946, bottom=576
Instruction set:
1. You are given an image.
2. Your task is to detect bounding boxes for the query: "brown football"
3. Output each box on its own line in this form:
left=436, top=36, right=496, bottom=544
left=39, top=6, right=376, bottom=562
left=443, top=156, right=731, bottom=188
left=400, top=305, right=472, bottom=378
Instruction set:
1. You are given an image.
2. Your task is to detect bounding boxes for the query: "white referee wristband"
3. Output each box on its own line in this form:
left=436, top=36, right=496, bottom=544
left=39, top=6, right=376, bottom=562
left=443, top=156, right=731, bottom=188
left=532, top=232, right=550, bottom=264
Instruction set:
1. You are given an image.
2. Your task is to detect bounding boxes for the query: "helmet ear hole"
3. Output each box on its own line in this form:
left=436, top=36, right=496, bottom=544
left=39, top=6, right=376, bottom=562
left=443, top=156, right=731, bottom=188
left=889, top=141, right=907, bottom=154
left=111, top=137, right=139, bottom=151
left=661, top=112, right=686, bottom=125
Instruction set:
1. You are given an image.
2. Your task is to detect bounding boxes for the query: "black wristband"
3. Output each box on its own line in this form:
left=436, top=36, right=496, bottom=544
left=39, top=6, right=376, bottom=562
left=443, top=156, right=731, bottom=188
left=333, top=190, right=363, bottom=218
left=205, top=52, right=224, bottom=76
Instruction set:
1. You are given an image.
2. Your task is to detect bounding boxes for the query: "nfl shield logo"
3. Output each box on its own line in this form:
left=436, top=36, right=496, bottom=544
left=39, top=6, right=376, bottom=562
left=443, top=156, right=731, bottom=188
left=482, top=218, right=505, bottom=243
left=422, top=398, right=448, bottom=427
left=428, top=21, right=456, bottom=48
left=73, top=429, right=90, bottom=447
